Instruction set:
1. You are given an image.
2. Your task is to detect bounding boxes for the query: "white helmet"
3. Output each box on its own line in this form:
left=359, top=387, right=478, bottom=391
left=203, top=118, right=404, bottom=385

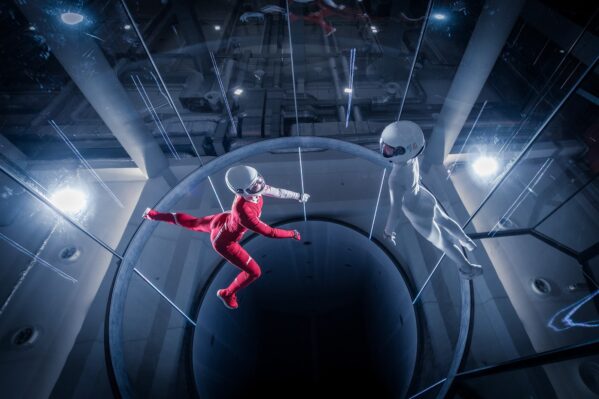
left=225, top=165, right=266, bottom=195
left=379, top=121, right=425, bottom=162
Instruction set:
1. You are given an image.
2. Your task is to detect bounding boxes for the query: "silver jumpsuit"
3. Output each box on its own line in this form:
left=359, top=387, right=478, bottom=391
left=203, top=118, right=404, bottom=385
left=384, top=158, right=480, bottom=273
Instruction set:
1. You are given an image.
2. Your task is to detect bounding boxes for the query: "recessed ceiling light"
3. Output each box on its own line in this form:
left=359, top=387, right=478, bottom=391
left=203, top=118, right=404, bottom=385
left=51, top=188, right=87, bottom=214
left=214, top=25, right=221, bottom=31
left=233, top=88, right=243, bottom=96
left=472, top=156, right=499, bottom=177
left=124, top=24, right=132, bottom=30
left=28, top=25, right=36, bottom=31
left=60, top=12, right=85, bottom=25
left=343, top=87, right=352, bottom=94
left=432, top=13, right=447, bottom=21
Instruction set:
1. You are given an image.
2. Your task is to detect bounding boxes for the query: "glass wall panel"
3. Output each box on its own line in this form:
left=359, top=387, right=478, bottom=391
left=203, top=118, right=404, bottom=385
left=464, top=235, right=598, bottom=371
left=441, top=4, right=598, bottom=232
left=537, top=179, right=599, bottom=253
left=461, top=69, right=598, bottom=234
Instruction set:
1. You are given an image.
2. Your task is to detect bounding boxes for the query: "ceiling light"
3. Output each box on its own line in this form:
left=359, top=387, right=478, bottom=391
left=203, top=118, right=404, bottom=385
left=432, top=13, right=447, bottom=21
left=28, top=25, right=36, bottom=31
left=60, top=12, right=85, bottom=25
left=472, top=156, right=499, bottom=177
left=343, top=87, right=352, bottom=94
left=214, top=25, right=221, bottom=31
left=233, top=88, right=243, bottom=96
left=124, top=24, right=132, bottom=30
left=370, top=26, right=378, bottom=33
left=51, top=188, right=87, bottom=214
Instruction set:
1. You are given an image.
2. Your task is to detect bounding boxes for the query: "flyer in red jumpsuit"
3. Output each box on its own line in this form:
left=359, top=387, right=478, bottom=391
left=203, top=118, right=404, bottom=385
left=143, top=165, right=309, bottom=309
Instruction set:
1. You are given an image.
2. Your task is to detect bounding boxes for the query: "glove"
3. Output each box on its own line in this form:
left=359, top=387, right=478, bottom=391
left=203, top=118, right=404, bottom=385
left=292, top=230, right=301, bottom=241
left=299, top=193, right=310, bottom=203
left=383, top=230, right=397, bottom=246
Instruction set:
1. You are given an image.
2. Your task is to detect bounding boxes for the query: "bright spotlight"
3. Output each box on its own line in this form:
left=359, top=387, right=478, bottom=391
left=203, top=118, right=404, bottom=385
left=51, top=188, right=87, bottom=214
left=343, top=87, right=353, bottom=94
left=123, top=24, right=132, bottom=30
left=432, top=13, right=447, bottom=20
left=472, top=156, right=499, bottom=177
left=61, top=12, right=85, bottom=25
left=214, top=25, right=221, bottom=31
left=233, top=88, right=243, bottom=96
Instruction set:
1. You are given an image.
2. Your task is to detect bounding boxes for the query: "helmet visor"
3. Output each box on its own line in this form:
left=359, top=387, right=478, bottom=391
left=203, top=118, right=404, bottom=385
left=381, top=142, right=406, bottom=158
left=246, top=175, right=265, bottom=194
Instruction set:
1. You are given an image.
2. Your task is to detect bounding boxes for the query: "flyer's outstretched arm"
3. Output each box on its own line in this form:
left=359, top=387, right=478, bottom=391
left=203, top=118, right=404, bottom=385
left=239, top=205, right=301, bottom=240
left=384, top=166, right=404, bottom=245
left=262, top=185, right=310, bottom=202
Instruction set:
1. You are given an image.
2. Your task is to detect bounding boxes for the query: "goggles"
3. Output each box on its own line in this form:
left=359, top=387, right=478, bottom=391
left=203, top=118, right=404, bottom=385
left=381, top=142, right=406, bottom=158
left=380, top=141, right=425, bottom=159
left=245, top=175, right=266, bottom=194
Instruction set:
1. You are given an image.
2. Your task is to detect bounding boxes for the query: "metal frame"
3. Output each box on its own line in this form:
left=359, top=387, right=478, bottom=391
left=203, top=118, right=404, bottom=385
left=455, top=338, right=599, bottom=380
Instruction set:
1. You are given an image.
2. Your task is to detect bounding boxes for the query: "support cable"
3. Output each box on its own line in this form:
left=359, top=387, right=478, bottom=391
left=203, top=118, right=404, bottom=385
left=120, top=0, right=224, bottom=212
left=285, top=0, right=307, bottom=221
left=345, top=48, right=356, bottom=128
left=209, top=51, right=238, bottom=134
left=397, top=0, right=433, bottom=121
left=133, top=268, right=196, bottom=326
left=369, top=168, right=387, bottom=240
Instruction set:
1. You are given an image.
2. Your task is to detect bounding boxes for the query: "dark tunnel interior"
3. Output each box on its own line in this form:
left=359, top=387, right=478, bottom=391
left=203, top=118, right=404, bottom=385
left=192, top=221, right=417, bottom=398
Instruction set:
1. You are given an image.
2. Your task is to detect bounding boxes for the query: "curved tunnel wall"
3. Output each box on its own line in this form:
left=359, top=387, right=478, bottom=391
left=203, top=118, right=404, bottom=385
left=193, top=220, right=417, bottom=398
left=106, top=137, right=470, bottom=398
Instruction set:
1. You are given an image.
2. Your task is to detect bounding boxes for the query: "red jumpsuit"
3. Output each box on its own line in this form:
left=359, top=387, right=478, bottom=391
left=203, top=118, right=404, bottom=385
left=146, top=195, right=295, bottom=296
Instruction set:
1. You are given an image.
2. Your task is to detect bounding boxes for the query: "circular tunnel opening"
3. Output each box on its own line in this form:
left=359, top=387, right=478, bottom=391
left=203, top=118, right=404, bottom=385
left=192, top=220, right=418, bottom=399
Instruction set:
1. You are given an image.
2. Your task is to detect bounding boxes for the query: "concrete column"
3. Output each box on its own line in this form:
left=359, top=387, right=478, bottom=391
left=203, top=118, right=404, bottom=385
left=18, top=2, right=168, bottom=178
left=426, top=0, right=525, bottom=166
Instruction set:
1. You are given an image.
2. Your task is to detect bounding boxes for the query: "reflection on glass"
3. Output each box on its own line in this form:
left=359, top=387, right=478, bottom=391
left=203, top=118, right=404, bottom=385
left=465, top=235, right=599, bottom=370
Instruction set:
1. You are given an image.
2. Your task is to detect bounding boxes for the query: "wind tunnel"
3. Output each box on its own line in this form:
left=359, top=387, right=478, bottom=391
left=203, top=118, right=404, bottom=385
left=193, top=220, right=417, bottom=398
left=108, top=138, right=433, bottom=399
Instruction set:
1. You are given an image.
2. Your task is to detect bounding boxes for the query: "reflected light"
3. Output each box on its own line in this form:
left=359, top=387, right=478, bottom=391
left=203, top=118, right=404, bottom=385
left=60, top=12, right=85, bottom=25
left=233, top=88, right=243, bottom=96
left=432, top=13, right=447, bottom=20
left=124, top=24, right=132, bottom=30
left=370, top=26, right=378, bottom=33
left=549, top=290, right=599, bottom=331
left=51, top=188, right=87, bottom=214
left=472, top=156, right=499, bottom=177
left=214, top=25, right=221, bottom=31
left=343, top=87, right=352, bottom=94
